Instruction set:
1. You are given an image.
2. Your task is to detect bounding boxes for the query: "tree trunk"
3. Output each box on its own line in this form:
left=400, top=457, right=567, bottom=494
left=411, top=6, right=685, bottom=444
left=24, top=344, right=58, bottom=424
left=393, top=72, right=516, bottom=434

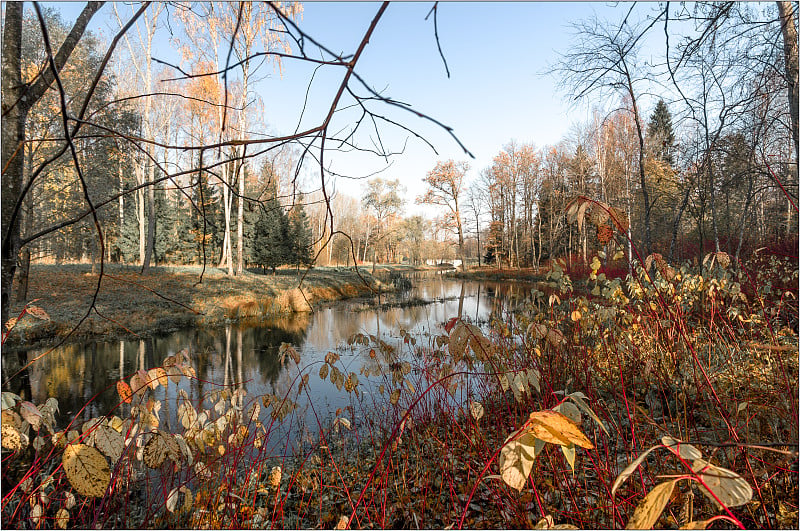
left=15, top=248, right=30, bottom=304
left=778, top=1, right=799, bottom=163
left=1, top=1, right=101, bottom=325
left=1, top=2, right=25, bottom=327
left=236, top=151, right=245, bottom=275
left=668, top=182, right=692, bottom=262
left=141, top=158, right=156, bottom=272
left=118, top=164, right=124, bottom=262
left=626, top=76, right=652, bottom=256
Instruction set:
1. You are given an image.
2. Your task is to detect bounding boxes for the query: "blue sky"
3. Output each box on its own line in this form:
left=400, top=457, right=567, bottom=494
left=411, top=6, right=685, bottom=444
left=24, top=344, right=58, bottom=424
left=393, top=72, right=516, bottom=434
left=53, top=1, right=664, bottom=216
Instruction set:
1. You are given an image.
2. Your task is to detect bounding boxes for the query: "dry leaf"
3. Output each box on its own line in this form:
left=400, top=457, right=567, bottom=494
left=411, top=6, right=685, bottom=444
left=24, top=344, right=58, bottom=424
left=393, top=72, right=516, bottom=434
left=691, top=460, right=752, bottom=508
left=2, top=409, right=22, bottom=429
left=269, top=466, right=282, bottom=488
left=94, top=424, right=124, bottom=463
left=612, top=446, right=659, bottom=496
left=30, top=503, right=43, bottom=526
left=19, top=401, right=43, bottom=431
left=626, top=480, right=676, bottom=529
left=498, top=427, right=544, bottom=492
left=469, top=401, right=484, bottom=421
left=166, top=486, right=192, bottom=514
left=680, top=520, right=710, bottom=529
left=335, top=515, right=349, bottom=530
left=25, top=305, right=50, bottom=320
left=62, top=444, right=111, bottom=497
left=1, top=423, right=22, bottom=451
left=143, top=431, right=170, bottom=469
left=55, top=507, right=69, bottom=529
left=661, top=436, right=703, bottom=461
left=528, top=410, right=593, bottom=449
left=116, top=381, right=133, bottom=404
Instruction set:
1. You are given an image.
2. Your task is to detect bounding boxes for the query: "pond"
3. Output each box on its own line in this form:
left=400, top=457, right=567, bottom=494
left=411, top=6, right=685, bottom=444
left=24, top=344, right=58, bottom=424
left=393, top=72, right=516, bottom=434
left=2, top=276, right=534, bottom=452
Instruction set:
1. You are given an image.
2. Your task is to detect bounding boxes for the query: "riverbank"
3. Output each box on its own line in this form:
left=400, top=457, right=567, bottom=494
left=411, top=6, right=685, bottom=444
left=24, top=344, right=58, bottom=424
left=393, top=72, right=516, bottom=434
left=446, top=265, right=547, bottom=282
left=4, top=264, right=392, bottom=351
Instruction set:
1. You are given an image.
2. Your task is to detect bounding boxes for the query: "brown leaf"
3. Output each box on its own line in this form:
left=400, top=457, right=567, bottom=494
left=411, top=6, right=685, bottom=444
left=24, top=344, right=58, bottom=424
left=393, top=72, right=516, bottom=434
left=609, top=206, right=629, bottom=231
left=19, top=401, right=43, bottom=431
left=143, top=431, right=170, bottom=469
left=25, top=305, right=50, bottom=321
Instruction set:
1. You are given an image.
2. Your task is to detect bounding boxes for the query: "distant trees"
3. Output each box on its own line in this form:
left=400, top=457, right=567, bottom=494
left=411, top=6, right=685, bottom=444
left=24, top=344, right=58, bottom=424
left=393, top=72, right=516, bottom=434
left=361, top=178, right=405, bottom=272
left=417, top=160, right=468, bottom=270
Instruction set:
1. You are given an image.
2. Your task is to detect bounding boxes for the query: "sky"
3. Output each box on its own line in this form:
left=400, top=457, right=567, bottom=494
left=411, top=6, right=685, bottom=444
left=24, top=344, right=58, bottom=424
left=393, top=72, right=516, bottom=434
left=53, top=1, right=666, bottom=217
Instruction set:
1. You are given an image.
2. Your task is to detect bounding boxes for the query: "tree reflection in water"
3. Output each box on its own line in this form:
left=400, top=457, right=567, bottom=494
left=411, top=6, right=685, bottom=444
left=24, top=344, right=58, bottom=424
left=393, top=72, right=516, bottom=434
left=1, top=278, right=529, bottom=445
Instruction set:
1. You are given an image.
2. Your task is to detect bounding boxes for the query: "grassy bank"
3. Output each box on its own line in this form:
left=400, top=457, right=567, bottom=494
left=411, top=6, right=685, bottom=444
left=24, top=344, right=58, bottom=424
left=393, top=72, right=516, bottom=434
left=447, top=266, right=547, bottom=283
left=4, top=264, right=390, bottom=350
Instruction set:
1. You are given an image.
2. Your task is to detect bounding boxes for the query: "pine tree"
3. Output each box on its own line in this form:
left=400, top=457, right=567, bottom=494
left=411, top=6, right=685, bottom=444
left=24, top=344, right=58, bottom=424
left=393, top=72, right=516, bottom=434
left=647, top=99, right=676, bottom=166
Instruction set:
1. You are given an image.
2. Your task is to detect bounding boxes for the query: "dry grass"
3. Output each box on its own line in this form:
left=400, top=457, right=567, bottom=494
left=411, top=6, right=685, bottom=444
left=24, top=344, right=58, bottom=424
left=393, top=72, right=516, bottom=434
left=5, top=264, right=387, bottom=350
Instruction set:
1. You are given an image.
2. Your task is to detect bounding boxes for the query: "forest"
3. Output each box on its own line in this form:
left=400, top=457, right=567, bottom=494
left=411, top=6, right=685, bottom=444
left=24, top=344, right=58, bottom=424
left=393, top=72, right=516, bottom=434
left=1, top=1, right=798, bottom=530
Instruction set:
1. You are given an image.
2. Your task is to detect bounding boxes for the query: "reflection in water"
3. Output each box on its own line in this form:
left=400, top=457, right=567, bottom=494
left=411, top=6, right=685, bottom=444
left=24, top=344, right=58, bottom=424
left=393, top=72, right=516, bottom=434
left=2, top=278, right=531, bottom=443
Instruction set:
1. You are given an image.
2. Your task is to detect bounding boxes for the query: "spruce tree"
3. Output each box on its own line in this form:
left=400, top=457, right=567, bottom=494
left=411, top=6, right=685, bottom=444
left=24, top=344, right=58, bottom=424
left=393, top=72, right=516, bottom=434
left=647, top=99, right=676, bottom=166
left=250, top=183, right=290, bottom=273
left=288, top=196, right=314, bottom=268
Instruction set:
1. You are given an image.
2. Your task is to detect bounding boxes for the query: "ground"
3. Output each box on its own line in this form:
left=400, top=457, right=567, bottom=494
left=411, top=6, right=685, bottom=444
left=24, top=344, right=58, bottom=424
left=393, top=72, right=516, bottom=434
left=4, top=264, right=398, bottom=350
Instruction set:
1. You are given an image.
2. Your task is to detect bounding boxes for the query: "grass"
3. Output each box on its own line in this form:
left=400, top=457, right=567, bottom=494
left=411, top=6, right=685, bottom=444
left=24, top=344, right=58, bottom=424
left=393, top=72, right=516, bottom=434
left=4, top=264, right=389, bottom=350
left=1, top=249, right=797, bottom=529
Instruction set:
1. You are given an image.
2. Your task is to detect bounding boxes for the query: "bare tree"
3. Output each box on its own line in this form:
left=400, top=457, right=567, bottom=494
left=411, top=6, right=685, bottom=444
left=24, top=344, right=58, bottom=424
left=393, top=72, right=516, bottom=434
left=553, top=15, right=660, bottom=256
left=417, top=160, right=468, bottom=271
left=1, top=1, right=473, bottom=334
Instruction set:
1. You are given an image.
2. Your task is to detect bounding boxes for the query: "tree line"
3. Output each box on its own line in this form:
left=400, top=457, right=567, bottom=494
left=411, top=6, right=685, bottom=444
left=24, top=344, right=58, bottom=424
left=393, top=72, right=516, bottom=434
left=1, top=2, right=797, bottom=327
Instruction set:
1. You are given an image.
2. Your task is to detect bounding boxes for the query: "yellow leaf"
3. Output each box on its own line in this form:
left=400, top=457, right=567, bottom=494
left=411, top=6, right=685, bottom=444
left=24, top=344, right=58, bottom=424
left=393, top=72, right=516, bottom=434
left=55, top=507, right=70, bottom=529
left=498, top=428, right=543, bottom=492
left=1, top=422, right=23, bottom=451
left=528, top=410, right=593, bottom=449
left=561, top=443, right=576, bottom=472
left=552, top=401, right=581, bottom=425
left=62, top=444, right=111, bottom=497
left=626, top=480, right=676, bottom=529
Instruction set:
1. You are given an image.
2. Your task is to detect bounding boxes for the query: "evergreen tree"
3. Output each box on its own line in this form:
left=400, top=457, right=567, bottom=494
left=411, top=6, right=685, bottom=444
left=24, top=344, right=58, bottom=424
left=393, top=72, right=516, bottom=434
left=288, top=195, right=314, bottom=268
left=154, top=182, right=179, bottom=264
left=250, top=183, right=290, bottom=273
left=187, top=168, right=222, bottom=265
left=647, top=99, right=677, bottom=166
